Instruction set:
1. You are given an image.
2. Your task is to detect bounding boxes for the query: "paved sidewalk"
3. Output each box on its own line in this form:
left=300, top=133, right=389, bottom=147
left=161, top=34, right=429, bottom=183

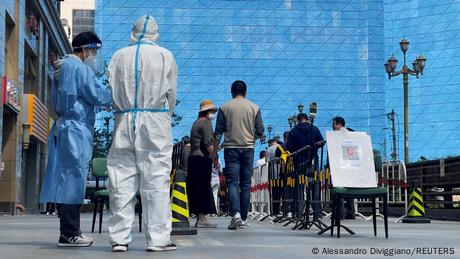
left=0, top=213, right=459, bottom=258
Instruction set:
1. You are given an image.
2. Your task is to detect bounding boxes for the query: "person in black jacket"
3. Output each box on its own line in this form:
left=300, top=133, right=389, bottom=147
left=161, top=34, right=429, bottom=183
left=286, top=113, right=324, bottom=153
left=286, top=113, right=324, bottom=218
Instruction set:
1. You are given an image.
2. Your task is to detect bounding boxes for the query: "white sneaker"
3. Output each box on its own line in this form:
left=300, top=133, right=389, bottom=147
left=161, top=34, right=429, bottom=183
left=112, top=244, right=128, bottom=252
left=240, top=220, right=249, bottom=229
left=57, top=234, right=93, bottom=247
left=228, top=212, right=243, bottom=230
left=147, top=243, right=177, bottom=252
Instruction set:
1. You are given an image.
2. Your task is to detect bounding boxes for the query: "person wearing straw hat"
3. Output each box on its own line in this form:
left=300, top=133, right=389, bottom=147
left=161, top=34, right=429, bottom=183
left=187, top=100, right=219, bottom=228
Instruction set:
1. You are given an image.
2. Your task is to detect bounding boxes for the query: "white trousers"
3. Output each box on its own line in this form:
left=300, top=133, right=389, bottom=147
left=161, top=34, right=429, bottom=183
left=107, top=113, right=172, bottom=247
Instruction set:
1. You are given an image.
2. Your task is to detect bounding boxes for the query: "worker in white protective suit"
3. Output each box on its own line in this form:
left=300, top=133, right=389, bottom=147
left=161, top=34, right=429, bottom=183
left=107, top=15, right=178, bottom=253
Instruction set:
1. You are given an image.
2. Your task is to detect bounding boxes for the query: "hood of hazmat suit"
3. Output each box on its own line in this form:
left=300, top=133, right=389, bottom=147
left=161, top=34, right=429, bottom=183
left=106, top=15, right=178, bottom=247
left=40, top=54, right=112, bottom=204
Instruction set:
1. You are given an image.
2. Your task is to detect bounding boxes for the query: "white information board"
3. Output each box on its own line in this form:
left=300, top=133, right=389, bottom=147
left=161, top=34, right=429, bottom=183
left=326, top=131, right=377, bottom=188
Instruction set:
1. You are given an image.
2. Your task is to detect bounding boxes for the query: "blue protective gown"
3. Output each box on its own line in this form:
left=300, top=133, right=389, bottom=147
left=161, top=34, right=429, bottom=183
left=39, top=54, right=112, bottom=204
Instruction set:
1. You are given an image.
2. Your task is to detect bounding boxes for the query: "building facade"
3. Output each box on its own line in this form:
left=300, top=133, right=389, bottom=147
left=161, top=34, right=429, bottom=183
left=95, top=0, right=386, bottom=158
left=0, top=0, right=70, bottom=214
left=95, top=0, right=460, bottom=162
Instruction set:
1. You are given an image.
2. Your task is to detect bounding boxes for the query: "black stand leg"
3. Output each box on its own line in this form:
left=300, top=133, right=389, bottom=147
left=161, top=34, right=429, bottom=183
left=92, top=199, right=97, bottom=233
left=99, top=199, right=104, bottom=234
left=318, top=194, right=355, bottom=236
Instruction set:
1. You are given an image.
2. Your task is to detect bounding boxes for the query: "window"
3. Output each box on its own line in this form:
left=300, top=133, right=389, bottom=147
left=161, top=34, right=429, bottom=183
left=72, top=9, right=94, bottom=39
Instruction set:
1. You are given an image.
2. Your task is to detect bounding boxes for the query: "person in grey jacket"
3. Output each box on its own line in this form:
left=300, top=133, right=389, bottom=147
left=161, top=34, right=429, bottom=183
left=214, top=80, right=264, bottom=230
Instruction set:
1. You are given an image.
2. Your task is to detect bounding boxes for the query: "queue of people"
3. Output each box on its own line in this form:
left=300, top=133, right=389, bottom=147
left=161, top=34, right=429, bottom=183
left=37, top=13, right=352, bottom=253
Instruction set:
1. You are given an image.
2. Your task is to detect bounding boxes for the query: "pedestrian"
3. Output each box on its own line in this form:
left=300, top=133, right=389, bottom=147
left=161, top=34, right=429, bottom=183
left=255, top=150, right=267, bottom=167
left=107, top=15, right=178, bottom=252
left=39, top=31, right=112, bottom=247
left=214, top=80, right=264, bottom=230
left=286, top=113, right=324, bottom=219
left=187, top=99, right=218, bottom=228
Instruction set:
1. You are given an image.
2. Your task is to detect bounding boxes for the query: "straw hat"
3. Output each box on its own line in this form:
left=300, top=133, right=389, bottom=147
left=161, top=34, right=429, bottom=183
left=199, top=99, right=218, bottom=112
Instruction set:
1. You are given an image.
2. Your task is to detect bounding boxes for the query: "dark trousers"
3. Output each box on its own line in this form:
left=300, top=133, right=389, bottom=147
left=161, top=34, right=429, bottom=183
left=57, top=204, right=82, bottom=237
left=224, top=148, right=254, bottom=221
left=307, top=179, right=322, bottom=216
left=46, top=203, right=56, bottom=213
left=187, top=156, right=217, bottom=215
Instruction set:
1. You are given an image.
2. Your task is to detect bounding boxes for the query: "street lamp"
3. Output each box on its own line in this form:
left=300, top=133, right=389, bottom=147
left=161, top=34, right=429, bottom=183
left=297, top=103, right=304, bottom=113
left=384, top=38, right=426, bottom=163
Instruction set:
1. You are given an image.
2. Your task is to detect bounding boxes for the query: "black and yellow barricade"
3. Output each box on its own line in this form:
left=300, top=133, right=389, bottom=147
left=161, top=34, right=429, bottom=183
left=171, top=168, right=198, bottom=235
left=402, top=179, right=430, bottom=223
left=268, top=158, right=282, bottom=221
left=278, top=154, right=297, bottom=226
left=265, top=144, right=330, bottom=230
left=295, top=145, right=327, bottom=230
left=290, top=146, right=309, bottom=230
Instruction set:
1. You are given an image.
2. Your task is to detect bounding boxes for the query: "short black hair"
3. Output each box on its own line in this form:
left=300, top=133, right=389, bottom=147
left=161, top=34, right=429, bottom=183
left=72, top=31, right=101, bottom=52
left=231, top=80, right=247, bottom=97
left=259, top=150, right=266, bottom=159
left=332, top=116, right=346, bottom=127
left=297, top=113, right=308, bottom=121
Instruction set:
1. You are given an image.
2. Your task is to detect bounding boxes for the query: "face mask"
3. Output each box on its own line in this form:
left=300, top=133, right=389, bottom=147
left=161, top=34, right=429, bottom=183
left=207, top=113, right=216, bottom=120
left=84, top=54, right=97, bottom=71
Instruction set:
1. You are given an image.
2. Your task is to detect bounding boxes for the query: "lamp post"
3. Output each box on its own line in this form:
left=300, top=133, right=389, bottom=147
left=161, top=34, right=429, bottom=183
left=297, top=103, right=304, bottom=113
left=384, top=39, right=426, bottom=163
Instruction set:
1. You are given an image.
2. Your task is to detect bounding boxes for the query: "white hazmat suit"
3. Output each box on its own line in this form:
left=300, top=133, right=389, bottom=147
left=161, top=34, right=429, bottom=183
left=107, top=15, right=177, bottom=248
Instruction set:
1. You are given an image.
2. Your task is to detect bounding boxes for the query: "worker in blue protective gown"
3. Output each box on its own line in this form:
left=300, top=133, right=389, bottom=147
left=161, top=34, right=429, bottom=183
left=107, top=15, right=178, bottom=253
left=39, top=31, right=112, bottom=247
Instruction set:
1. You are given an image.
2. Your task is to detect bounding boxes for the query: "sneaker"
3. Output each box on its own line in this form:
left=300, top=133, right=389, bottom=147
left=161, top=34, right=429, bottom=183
left=240, top=220, right=249, bottom=229
left=57, top=234, right=93, bottom=247
left=147, top=243, right=177, bottom=252
left=112, top=244, right=128, bottom=252
left=228, top=212, right=243, bottom=230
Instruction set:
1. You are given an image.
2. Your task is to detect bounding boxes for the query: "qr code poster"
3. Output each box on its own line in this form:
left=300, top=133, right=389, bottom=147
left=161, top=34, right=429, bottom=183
left=326, top=131, right=377, bottom=187
left=341, top=141, right=361, bottom=161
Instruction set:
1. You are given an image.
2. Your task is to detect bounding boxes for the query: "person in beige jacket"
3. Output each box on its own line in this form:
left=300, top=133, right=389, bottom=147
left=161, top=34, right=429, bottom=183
left=214, top=80, right=264, bottom=230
